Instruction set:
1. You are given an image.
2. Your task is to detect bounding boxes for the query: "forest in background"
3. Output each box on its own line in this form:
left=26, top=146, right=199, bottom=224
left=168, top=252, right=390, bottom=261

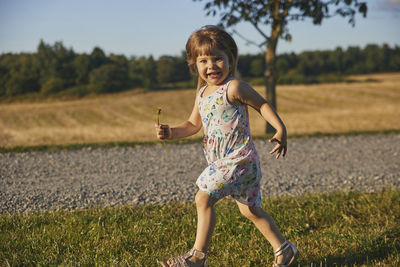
left=0, top=40, right=399, bottom=99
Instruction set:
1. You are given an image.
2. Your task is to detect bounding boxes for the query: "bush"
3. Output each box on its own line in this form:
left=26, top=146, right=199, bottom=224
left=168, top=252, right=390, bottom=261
left=5, top=74, right=40, bottom=97
left=57, top=85, right=90, bottom=98
left=40, top=77, right=64, bottom=96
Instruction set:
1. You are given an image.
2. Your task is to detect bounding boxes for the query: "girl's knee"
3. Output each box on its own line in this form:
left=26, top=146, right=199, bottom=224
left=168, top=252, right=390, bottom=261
left=238, top=205, right=261, bottom=221
left=195, top=190, right=218, bottom=208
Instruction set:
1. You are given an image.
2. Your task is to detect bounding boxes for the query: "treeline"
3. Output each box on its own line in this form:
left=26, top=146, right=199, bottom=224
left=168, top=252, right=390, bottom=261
left=0, top=40, right=399, bottom=98
left=240, top=44, right=400, bottom=84
left=0, top=41, right=188, bottom=98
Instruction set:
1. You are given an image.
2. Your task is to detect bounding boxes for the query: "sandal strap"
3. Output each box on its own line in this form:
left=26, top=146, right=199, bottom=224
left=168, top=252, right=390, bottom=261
left=274, top=241, right=290, bottom=256
left=165, top=248, right=208, bottom=267
left=169, top=255, right=188, bottom=267
left=187, top=248, right=207, bottom=260
left=273, top=241, right=299, bottom=267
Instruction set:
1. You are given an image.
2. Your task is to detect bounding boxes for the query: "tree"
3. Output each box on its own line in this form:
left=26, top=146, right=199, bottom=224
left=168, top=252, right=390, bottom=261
left=331, top=47, right=344, bottom=74
left=36, top=40, right=76, bottom=89
left=364, top=44, right=382, bottom=73
left=343, top=46, right=364, bottom=74
left=250, top=57, right=265, bottom=77
left=139, top=56, right=158, bottom=89
left=157, top=56, right=179, bottom=84
left=89, top=63, right=129, bottom=93
left=238, top=54, right=260, bottom=77
left=4, top=54, right=40, bottom=96
left=40, top=77, right=64, bottom=96
left=90, top=47, right=109, bottom=69
left=128, top=56, right=144, bottom=88
left=387, top=45, right=400, bottom=71
left=37, top=40, right=55, bottom=85
left=73, top=54, right=91, bottom=84
left=194, top=0, right=367, bottom=133
left=157, top=53, right=191, bottom=84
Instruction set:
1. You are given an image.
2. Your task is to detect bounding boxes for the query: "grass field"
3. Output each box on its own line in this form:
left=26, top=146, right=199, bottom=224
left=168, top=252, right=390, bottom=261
left=0, top=73, right=399, bottom=148
left=1, top=190, right=399, bottom=266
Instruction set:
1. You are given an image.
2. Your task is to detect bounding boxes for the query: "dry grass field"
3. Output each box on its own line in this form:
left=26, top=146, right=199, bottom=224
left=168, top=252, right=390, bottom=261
left=0, top=73, right=399, bottom=148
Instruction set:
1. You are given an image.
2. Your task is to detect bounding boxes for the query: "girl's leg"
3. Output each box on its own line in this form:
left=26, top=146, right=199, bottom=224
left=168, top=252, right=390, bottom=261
left=235, top=201, right=293, bottom=264
left=166, top=190, right=219, bottom=266
left=193, top=190, right=219, bottom=253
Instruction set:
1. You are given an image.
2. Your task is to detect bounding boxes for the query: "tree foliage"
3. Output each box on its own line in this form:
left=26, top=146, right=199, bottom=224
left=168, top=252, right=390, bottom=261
left=89, top=64, right=129, bottom=94
left=238, top=44, right=400, bottom=84
left=195, top=0, right=367, bottom=44
left=157, top=53, right=191, bottom=84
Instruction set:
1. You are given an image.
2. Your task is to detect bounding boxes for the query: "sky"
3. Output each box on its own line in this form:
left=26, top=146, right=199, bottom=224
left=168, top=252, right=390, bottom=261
left=0, top=0, right=399, bottom=59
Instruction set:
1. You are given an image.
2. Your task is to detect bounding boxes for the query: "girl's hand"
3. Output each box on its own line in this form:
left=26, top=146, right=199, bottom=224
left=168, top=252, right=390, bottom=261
left=269, top=131, right=287, bottom=159
left=155, top=124, right=172, bottom=140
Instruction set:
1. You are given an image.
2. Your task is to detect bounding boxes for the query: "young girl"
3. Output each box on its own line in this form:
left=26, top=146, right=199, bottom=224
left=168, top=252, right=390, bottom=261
left=155, top=25, right=299, bottom=267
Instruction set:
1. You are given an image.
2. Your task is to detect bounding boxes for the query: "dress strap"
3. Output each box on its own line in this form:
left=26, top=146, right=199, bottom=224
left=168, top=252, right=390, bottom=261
left=225, top=77, right=235, bottom=85
left=223, top=77, right=235, bottom=91
left=199, top=85, right=207, bottom=97
left=222, top=77, right=236, bottom=104
left=199, top=77, right=235, bottom=97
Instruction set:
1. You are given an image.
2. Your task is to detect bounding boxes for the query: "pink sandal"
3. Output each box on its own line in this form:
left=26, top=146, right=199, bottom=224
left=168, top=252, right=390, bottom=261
left=159, top=248, right=209, bottom=267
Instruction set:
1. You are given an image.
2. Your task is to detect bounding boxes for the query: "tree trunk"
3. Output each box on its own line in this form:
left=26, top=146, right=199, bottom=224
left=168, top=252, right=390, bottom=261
left=264, top=36, right=278, bottom=134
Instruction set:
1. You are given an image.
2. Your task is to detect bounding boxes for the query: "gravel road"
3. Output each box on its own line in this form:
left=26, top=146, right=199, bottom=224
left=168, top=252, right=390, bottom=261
left=1, top=134, right=399, bottom=214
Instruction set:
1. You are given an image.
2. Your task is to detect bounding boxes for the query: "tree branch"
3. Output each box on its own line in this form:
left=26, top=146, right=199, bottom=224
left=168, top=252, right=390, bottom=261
left=231, top=29, right=266, bottom=50
left=249, top=20, right=270, bottom=41
left=282, top=0, right=292, bottom=18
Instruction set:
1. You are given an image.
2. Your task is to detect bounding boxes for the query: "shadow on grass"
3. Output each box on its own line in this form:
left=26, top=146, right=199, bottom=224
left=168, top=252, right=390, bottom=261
left=307, top=241, right=400, bottom=266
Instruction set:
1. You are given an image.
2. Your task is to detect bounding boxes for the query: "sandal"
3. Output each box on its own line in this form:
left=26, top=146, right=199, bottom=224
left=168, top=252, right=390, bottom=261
left=159, top=248, right=209, bottom=267
left=273, top=240, right=299, bottom=267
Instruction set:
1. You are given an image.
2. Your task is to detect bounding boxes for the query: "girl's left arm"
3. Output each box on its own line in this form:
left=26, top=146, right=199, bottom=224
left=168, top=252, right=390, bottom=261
left=228, top=80, right=287, bottom=158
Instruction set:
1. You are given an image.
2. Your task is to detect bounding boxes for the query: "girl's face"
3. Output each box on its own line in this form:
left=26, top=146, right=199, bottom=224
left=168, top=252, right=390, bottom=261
left=196, top=47, right=230, bottom=88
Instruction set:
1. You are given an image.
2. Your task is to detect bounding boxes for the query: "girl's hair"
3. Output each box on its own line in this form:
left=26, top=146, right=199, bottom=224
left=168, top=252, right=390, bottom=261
left=186, top=25, right=238, bottom=90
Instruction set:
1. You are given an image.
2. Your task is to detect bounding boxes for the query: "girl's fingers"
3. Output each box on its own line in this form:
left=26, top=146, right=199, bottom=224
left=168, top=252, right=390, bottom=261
left=155, top=124, right=170, bottom=139
left=269, top=143, right=280, bottom=155
left=269, top=143, right=287, bottom=159
left=277, top=146, right=286, bottom=159
left=269, top=137, right=280, bottom=144
left=275, top=147, right=282, bottom=159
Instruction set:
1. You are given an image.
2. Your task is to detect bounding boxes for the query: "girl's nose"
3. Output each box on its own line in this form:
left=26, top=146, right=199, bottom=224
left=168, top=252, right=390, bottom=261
left=207, top=60, right=216, bottom=68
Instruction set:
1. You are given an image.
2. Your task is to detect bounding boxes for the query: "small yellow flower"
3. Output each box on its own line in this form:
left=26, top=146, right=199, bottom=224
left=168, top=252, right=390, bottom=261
left=157, top=107, right=162, bottom=125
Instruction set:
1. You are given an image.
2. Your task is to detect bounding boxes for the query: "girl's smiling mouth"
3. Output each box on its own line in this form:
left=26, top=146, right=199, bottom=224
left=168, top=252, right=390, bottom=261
left=207, top=71, right=221, bottom=78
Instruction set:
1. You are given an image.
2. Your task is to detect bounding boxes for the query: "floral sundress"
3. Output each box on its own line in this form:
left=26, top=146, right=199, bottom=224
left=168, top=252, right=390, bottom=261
left=196, top=78, right=262, bottom=207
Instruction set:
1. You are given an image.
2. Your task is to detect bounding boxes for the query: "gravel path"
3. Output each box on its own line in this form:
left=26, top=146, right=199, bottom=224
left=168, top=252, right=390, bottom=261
left=1, top=134, right=399, bottom=214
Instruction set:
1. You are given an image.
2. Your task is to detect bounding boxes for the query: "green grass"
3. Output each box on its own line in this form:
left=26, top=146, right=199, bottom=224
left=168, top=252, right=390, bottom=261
left=1, top=190, right=399, bottom=266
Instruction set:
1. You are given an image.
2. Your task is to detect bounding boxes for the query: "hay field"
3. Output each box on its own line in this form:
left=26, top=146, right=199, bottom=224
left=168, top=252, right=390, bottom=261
left=0, top=73, right=399, bottom=148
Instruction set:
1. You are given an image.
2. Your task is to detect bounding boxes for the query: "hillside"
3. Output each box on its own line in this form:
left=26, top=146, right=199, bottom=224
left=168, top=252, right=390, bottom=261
left=0, top=73, right=399, bottom=148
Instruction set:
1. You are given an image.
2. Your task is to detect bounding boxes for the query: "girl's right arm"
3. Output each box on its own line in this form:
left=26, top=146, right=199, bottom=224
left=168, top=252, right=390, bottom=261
left=155, top=95, right=202, bottom=140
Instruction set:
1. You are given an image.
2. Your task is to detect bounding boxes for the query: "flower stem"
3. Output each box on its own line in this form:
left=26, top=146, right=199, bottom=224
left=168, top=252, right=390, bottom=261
left=156, top=107, right=167, bottom=152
